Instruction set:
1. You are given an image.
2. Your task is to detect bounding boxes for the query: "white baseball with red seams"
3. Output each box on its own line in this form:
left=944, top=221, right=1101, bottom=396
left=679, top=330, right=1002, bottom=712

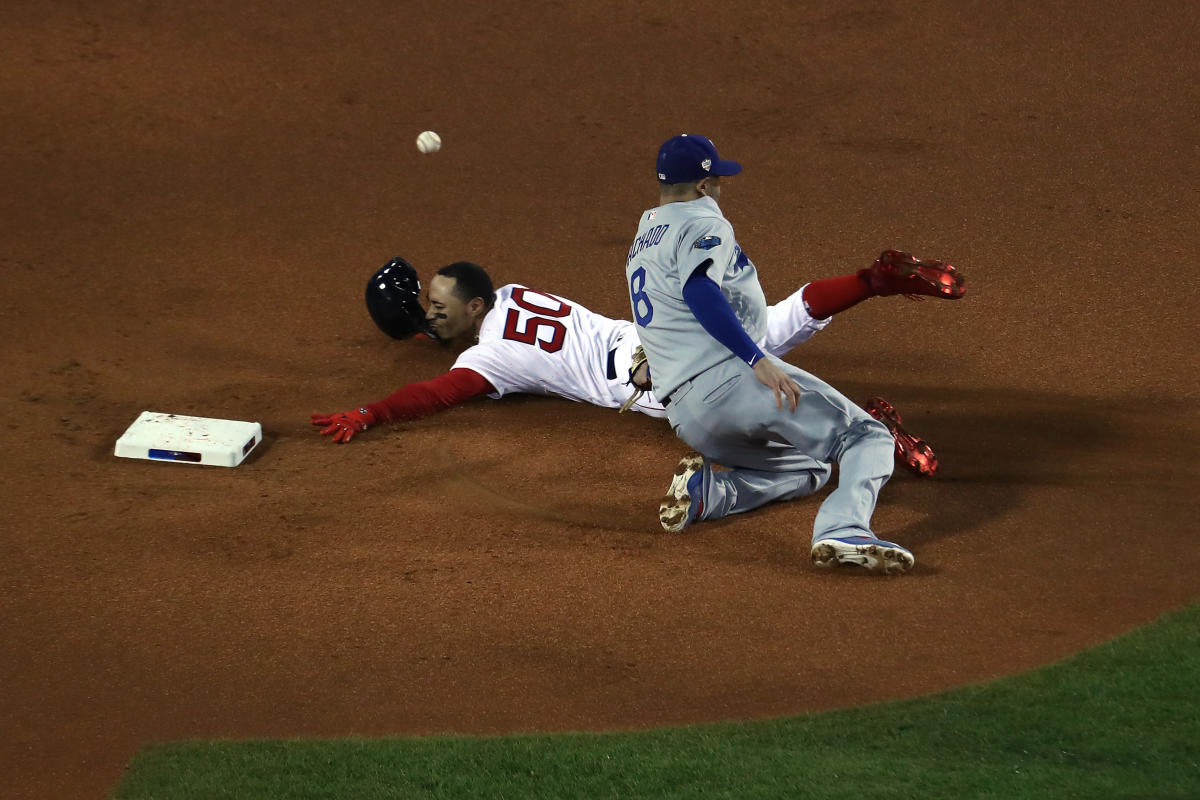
left=416, top=130, right=441, bottom=153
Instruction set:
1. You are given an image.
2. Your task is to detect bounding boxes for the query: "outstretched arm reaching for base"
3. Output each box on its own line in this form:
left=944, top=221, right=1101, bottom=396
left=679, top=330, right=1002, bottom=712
left=311, top=368, right=496, bottom=443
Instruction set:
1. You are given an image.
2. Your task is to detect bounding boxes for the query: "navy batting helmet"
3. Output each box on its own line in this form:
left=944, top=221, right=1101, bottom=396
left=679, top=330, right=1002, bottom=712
left=365, top=257, right=435, bottom=340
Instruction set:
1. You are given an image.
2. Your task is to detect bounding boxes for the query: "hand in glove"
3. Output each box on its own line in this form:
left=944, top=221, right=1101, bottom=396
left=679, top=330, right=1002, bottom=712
left=310, top=407, right=379, bottom=444
left=618, top=345, right=653, bottom=414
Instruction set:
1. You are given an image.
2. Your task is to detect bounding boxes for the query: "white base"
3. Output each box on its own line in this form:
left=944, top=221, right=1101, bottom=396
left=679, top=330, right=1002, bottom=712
left=114, top=411, right=262, bottom=467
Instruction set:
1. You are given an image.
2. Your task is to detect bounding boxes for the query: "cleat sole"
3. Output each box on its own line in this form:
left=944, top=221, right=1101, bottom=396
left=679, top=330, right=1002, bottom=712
left=811, top=537, right=915, bottom=575
left=659, top=453, right=704, bottom=533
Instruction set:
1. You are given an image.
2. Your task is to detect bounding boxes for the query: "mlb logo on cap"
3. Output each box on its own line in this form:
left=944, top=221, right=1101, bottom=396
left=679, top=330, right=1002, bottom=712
left=656, top=134, right=742, bottom=184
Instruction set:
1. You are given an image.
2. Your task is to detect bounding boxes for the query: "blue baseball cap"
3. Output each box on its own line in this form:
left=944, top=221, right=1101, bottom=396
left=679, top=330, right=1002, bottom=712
left=656, top=134, right=742, bottom=184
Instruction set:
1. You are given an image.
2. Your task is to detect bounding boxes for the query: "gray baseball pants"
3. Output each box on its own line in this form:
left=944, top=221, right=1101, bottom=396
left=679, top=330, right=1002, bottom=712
left=664, top=355, right=894, bottom=543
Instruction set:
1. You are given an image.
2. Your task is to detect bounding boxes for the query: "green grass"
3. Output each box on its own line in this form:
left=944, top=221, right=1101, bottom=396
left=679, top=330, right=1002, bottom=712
left=113, top=604, right=1200, bottom=799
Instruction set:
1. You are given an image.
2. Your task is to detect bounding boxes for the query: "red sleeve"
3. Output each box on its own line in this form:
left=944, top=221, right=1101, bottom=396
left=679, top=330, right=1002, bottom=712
left=364, top=368, right=495, bottom=423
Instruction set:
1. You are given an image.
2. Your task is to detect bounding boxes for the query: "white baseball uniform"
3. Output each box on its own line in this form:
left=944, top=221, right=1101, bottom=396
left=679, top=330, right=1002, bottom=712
left=448, top=282, right=832, bottom=418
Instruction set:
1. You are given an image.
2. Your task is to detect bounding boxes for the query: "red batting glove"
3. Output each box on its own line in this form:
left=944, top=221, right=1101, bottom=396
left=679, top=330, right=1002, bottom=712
left=310, top=407, right=379, bottom=444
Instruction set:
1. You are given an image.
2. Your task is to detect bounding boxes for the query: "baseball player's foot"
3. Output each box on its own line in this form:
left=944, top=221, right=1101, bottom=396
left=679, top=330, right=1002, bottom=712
left=659, top=452, right=705, bottom=533
left=859, top=250, right=966, bottom=300
left=864, top=396, right=939, bottom=477
left=811, top=535, right=915, bottom=575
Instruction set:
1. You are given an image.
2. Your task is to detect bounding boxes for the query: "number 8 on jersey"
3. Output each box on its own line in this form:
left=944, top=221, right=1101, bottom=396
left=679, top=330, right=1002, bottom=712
left=629, top=266, right=654, bottom=326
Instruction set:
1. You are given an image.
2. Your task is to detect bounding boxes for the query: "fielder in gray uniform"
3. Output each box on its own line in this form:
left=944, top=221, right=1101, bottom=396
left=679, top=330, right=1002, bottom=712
left=626, top=134, right=942, bottom=575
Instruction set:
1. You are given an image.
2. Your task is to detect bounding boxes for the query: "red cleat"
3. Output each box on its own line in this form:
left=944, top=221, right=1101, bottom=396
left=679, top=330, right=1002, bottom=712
left=859, top=250, right=966, bottom=300
left=864, top=396, right=939, bottom=477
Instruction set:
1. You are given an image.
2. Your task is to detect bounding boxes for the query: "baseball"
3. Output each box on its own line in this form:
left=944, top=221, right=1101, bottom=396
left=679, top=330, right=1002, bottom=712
left=416, top=130, right=442, bottom=154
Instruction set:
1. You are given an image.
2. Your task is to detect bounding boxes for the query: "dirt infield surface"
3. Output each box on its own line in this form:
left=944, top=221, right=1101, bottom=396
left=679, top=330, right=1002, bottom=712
left=3, top=2, right=1198, bottom=797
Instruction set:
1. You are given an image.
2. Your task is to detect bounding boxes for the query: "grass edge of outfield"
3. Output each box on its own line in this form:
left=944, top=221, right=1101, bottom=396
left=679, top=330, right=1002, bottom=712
left=112, top=602, right=1200, bottom=800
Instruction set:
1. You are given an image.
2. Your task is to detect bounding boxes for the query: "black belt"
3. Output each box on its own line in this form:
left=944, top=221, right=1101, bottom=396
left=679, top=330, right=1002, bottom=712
left=661, top=374, right=699, bottom=408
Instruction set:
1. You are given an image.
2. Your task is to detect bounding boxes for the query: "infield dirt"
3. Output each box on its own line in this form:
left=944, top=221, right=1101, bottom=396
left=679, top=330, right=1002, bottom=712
left=2, top=2, right=1198, bottom=798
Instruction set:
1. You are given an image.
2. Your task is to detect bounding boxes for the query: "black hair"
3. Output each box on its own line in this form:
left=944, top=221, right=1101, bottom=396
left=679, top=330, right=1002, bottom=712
left=436, top=261, right=496, bottom=311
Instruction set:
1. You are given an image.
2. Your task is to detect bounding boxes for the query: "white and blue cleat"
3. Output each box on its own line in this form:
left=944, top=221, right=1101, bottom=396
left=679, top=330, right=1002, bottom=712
left=658, top=454, right=914, bottom=576
left=659, top=453, right=705, bottom=533
left=811, top=534, right=915, bottom=575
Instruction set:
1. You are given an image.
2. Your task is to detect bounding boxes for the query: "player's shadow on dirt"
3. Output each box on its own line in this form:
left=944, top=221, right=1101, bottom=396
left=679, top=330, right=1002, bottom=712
left=425, top=384, right=1183, bottom=560
left=835, top=382, right=1183, bottom=551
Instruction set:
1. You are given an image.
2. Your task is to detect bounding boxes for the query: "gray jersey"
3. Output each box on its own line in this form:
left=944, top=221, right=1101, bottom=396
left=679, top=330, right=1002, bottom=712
left=624, top=196, right=768, bottom=400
